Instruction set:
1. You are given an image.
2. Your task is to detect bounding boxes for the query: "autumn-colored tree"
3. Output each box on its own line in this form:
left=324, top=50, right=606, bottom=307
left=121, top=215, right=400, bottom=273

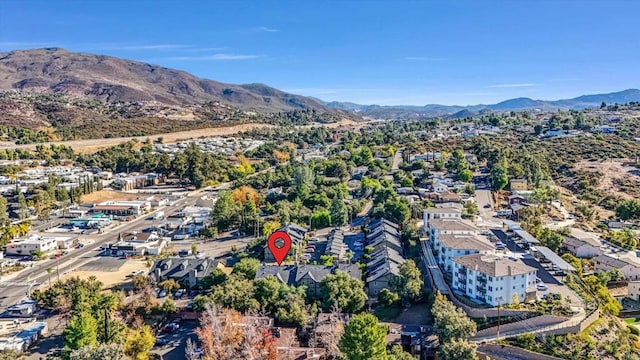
left=262, top=221, right=281, bottom=237
left=194, top=305, right=278, bottom=360
left=273, top=149, right=290, bottom=163
left=237, top=155, right=255, bottom=176
left=232, top=185, right=260, bottom=206
left=159, top=279, right=180, bottom=292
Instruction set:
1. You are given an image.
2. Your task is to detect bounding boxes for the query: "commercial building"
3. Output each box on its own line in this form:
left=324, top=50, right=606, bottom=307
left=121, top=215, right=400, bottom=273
left=5, top=235, right=76, bottom=256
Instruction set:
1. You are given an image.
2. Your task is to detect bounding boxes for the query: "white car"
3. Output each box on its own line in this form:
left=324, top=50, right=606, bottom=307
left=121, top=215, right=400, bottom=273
left=536, top=284, right=548, bottom=291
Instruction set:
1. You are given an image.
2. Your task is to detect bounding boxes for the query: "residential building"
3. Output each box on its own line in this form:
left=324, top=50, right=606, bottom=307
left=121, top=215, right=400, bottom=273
left=325, top=229, right=346, bottom=261
left=595, top=254, right=640, bottom=281
left=254, top=263, right=361, bottom=297
left=366, top=218, right=404, bottom=296
left=452, top=254, right=537, bottom=306
left=435, top=234, right=495, bottom=272
left=150, top=257, right=221, bottom=288
left=627, top=281, right=640, bottom=302
left=423, top=207, right=462, bottom=223
left=425, top=218, right=478, bottom=246
left=561, top=236, right=601, bottom=258
left=264, top=223, right=307, bottom=263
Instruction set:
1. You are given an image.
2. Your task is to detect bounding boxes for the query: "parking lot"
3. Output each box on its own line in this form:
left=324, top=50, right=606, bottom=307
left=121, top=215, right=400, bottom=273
left=153, top=320, right=199, bottom=360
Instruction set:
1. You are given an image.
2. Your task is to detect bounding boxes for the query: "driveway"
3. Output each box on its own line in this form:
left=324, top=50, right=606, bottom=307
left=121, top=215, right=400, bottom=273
left=153, top=321, right=199, bottom=360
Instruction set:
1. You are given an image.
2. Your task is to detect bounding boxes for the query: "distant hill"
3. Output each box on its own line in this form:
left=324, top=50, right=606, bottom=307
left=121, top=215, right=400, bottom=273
left=0, top=48, right=337, bottom=113
left=322, top=89, right=640, bottom=120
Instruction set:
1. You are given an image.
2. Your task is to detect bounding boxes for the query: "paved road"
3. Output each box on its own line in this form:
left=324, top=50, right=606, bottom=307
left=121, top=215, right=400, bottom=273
left=0, top=181, right=228, bottom=311
left=391, top=148, right=403, bottom=171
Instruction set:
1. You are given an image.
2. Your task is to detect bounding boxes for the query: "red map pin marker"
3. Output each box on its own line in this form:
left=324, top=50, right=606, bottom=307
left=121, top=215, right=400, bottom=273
left=267, top=230, right=292, bottom=265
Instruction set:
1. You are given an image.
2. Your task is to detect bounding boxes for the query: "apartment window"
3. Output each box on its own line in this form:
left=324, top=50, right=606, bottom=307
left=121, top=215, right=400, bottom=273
left=468, top=270, right=473, bottom=275
left=513, top=276, right=516, bottom=280
left=468, top=279, right=472, bottom=284
left=521, top=275, right=525, bottom=279
left=488, top=296, right=492, bottom=301
left=521, top=284, right=524, bottom=288
left=488, top=286, right=493, bottom=291
left=513, top=286, right=516, bottom=290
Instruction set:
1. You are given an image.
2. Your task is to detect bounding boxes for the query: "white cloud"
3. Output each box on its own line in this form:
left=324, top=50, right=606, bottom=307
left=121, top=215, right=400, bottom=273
left=99, top=44, right=190, bottom=51
left=489, top=83, right=537, bottom=88
left=257, top=26, right=280, bottom=33
left=403, top=56, right=445, bottom=61
left=163, top=53, right=263, bottom=61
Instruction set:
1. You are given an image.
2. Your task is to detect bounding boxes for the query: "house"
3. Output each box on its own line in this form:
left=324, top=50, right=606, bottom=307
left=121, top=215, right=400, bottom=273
left=264, top=223, right=307, bottom=263
left=595, top=254, right=640, bottom=281
left=150, top=257, right=221, bottom=288
left=432, top=184, right=449, bottom=193
left=254, top=263, right=361, bottom=297
left=561, top=236, right=601, bottom=258
left=423, top=207, right=462, bottom=223
left=508, top=195, right=526, bottom=205
left=410, top=152, right=442, bottom=162
left=452, top=254, right=537, bottom=306
left=627, top=281, right=640, bottom=302
left=435, top=234, right=495, bottom=273
left=509, top=179, right=528, bottom=191
left=433, top=191, right=462, bottom=203
left=592, top=125, right=616, bottom=134
left=366, top=218, right=404, bottom=296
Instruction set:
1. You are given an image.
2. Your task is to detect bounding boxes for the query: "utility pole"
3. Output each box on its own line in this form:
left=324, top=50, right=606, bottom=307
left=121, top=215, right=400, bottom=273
left=497, top=297, right=502, bottom=340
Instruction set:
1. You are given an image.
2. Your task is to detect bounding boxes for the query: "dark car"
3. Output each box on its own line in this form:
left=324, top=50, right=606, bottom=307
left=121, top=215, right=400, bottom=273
left=155, top=337, right=169, bottom=346
left=483, top=204, right=491, bottom=208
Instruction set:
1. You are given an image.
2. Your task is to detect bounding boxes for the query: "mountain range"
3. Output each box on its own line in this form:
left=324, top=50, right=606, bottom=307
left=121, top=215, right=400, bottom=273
left=0, top=48, right=335, bottom=113
left=318, top=89, right=640, bottom=120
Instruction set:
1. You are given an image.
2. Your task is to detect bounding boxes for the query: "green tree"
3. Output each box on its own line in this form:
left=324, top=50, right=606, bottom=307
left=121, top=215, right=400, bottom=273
left=0, top=196, right=8, bottom=225
left=431, top=292, right=477, bottom=343
left=64, top=311, right=98, bottom=350
left=438, top=339, right=478, bottom=360
left=320, top=270, right=367, bottom=313
left=211, top=274, right=259, bottom=312
left=490, top=164, right=509, bottom=191
left=124, top=325, right=155, bottom=360
left=232, top=258, right=261, bottom=279
left=330, top=197, right=349, bottom=227
left=69, top=344, right=127, bottom=360
left=383, top=200, right=411, bottom=225
left=160, top=298, right=178, bottom=314
left=211, top=191, right=238, bottom=231
left=378, top=288, right=400, bottom=306
left=387, top=345, right=415, bottom=360
left=339, top=313, right=388, bottom=360
left=459, top=169, right=473, bottom=183
left=396, top=260, right=423, bottom=304
left=311, top=210, right=332, bottom=229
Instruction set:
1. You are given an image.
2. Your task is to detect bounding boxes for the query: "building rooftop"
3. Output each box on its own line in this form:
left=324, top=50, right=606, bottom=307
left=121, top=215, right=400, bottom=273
left=428, top=219, right=478, bottom=232
left=453, top=254, right=537, bottom=277
left=438, top=234, right=495, bottom=251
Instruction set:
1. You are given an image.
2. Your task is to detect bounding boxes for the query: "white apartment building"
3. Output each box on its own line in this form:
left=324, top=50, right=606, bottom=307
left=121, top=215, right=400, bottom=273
left=595, top=253, right=640, bottom=281
left=426, top=218, right=478, bottom=248
left=435, top=234, right=495, bottom=272
left=423, top=207, right=462, bottom=224
left=452, top=254, right=537, bottom=306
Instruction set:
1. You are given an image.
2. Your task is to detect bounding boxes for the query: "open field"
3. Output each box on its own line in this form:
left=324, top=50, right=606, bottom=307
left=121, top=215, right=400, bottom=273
left=0, top=118, right=365, bottom=153
left=57, top=258, right=148, bottom=289
left=80, top=189, right=141, bottom=204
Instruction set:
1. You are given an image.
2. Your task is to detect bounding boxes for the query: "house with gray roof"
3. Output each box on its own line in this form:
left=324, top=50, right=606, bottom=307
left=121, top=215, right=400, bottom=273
left=366, top=218, right=404, bottom=297
left=255, top=263, right=362, bottom=297
left=325, top=228, right=346, bottom=261
left=264, top=222, right=308, bottom=263
left=150, top=257, right=221, bottom=289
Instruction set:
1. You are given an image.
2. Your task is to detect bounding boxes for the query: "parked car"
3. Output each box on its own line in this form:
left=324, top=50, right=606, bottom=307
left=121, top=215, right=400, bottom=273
left=155, top=337, right=169, bottom=346
left=508, top=256, right=517, bottom=261
left=483, top=204, right=491, bottom=208
left=157, top=290, right=167, bottom=298
left=174, top=289, right=186, bottom=298
left=551, top=265, right=560, bottom=271
left=536, top=284, right=548, bottom=291
left=162, top=323, right=179, bottom=333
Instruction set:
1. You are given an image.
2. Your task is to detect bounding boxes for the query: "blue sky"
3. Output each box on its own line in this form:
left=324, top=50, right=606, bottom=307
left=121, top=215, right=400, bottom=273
left=0, top=0, right=639, bottom=105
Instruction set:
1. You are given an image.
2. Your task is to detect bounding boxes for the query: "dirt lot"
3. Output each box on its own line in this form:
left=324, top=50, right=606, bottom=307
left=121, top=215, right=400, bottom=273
left=574, top=159, right=640, bottom=200
left=80, top=189, right=141, bottom=204
left=58, top=258, right=148, bottom=289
